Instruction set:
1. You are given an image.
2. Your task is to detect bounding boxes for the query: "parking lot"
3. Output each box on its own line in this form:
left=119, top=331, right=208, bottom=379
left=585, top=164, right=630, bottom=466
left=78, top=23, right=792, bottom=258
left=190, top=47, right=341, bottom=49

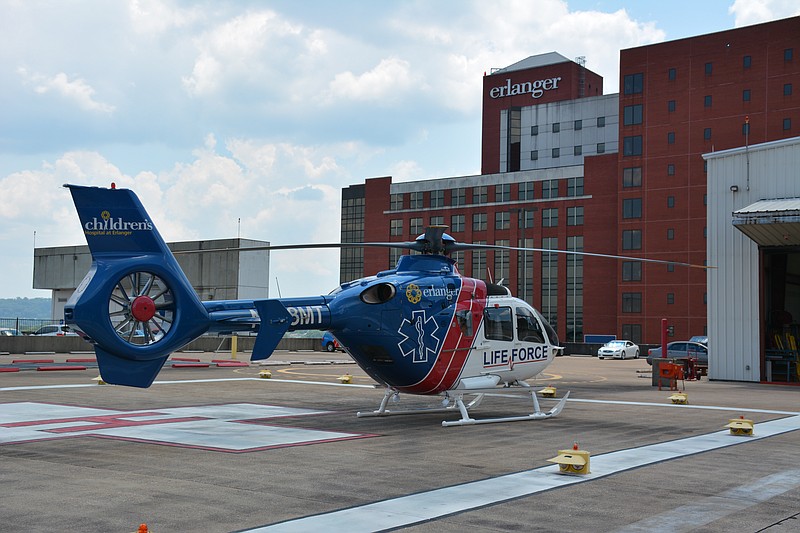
left=1, top=351, right=799, bottom=532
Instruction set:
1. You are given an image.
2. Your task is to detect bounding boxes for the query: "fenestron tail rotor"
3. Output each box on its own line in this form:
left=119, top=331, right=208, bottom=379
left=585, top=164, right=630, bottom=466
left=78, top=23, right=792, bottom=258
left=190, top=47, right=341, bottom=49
left=108, top=271, right=174, bottom=346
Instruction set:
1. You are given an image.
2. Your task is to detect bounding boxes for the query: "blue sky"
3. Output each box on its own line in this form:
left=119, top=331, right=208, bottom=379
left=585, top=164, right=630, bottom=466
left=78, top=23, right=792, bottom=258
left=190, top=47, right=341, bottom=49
left=0, top=0, right=797, bottom=301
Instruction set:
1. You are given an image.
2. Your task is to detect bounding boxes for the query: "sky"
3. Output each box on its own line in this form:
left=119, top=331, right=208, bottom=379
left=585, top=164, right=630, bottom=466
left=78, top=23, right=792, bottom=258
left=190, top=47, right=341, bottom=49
left=1, top=0, right=798, bottom=301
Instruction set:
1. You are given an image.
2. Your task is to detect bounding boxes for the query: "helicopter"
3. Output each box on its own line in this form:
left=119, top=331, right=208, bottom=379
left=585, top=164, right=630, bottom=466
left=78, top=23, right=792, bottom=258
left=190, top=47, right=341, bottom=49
left=62, top=183, right=704, bottom=427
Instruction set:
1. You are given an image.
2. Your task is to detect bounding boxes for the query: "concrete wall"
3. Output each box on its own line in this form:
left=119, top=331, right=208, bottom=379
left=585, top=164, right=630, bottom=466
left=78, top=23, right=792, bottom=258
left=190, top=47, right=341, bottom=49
left=0, top=336, right=321, bottom=355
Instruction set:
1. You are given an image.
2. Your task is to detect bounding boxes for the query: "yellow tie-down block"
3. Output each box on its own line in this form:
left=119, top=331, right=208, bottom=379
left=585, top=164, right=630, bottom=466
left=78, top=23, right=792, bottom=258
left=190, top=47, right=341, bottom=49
left=539, top=385, right=557, bottom=398
left=547, top=448, right=591, bottom=475
left=259, top=369, right=272, bottom=379
left=338, top=373, right=352, bottom=384
left=725, top=417, right=755, bottom=436
left=669, top=391, right=688, bottom=404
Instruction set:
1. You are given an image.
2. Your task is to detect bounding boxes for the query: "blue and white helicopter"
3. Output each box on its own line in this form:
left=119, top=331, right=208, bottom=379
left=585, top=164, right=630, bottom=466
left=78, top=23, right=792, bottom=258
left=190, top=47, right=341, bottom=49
left=63, top=183, right=700, bottom=427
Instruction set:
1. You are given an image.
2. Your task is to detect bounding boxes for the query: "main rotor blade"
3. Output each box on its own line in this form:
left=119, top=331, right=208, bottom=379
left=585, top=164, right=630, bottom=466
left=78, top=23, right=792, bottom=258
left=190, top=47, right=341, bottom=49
left=448, top=242, right=714, bottom=270
left=171, top=242, right=419, bottom=254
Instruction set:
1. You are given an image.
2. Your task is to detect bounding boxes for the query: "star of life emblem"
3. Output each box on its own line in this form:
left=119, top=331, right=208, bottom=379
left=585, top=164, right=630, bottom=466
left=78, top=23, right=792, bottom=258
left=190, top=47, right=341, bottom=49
left=397, top=310, right=443, bottom=363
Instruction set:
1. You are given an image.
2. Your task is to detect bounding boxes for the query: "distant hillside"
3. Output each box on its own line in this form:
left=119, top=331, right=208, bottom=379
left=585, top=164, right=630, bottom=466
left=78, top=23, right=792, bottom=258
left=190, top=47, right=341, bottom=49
left=0, top=298, right=51, bottom=319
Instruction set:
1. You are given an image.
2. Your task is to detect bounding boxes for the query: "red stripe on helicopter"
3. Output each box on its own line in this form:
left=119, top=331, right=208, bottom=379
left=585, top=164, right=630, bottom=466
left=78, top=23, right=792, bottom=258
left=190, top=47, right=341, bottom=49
left=397, top=278, right=486, bottom=395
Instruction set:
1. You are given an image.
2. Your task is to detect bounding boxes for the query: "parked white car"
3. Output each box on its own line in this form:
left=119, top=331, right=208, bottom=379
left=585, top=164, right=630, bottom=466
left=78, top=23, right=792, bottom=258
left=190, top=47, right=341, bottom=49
left=597, top=340, right=640, bottom=359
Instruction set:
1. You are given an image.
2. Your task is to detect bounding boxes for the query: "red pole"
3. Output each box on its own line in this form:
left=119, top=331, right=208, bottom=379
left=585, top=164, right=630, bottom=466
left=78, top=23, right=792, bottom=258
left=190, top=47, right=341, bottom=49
left=661, top=318, right=668, bottom=358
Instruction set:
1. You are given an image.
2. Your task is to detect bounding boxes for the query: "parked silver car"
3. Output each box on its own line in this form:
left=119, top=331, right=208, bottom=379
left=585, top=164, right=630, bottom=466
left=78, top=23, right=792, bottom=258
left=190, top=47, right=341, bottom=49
left=646, top=341, right=708, bottom=366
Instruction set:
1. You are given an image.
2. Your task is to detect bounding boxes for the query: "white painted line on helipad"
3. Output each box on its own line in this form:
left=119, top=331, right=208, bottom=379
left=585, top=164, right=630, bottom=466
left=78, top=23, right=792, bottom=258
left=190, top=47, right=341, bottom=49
left=243, top=415, right=800, bottom=533
left=614, top=469, right=800, bottom=533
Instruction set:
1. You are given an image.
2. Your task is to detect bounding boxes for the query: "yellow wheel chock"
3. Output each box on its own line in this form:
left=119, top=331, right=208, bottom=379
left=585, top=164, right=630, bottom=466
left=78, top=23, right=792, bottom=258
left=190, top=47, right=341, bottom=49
left=669, top=391, right=688, bottom=404
left=539, top=385, right=557, bottom=398
left=259, top=369, right=272, bottom=379
left=725, top=416, right=754, bottom=436
left=547, top=443, right=591, bottom=475
left=338, top=373, right=352, bottom=384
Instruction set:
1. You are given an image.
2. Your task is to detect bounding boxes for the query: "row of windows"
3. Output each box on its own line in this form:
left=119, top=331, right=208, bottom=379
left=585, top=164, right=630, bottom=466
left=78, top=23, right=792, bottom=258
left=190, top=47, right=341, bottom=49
left=623, top=117, right=794, bottom=157
left=628, top=84, right=795, bottom=118
left=532, top=144, right=605, bottom=160
left=622, top=292, right=707, bottom=313
left=531, top=116, right=606, bottom=135
left=389, top=207, right=586, bottom=235
left=624, top=48, right=795, bottom=93
left=389, top=178, right=585, bottom=209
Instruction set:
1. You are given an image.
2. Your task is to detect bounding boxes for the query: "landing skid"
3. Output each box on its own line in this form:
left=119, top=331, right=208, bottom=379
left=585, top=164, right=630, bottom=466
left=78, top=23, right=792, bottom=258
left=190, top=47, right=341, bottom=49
left=356, top=387, right=570, bottom=427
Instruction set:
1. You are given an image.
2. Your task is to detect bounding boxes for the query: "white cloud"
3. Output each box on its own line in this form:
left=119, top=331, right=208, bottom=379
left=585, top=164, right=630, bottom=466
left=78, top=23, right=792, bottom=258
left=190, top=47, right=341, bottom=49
left=127, top=0, right=203, bottom=34
left=17, top=68, right=116, bottom=114
left=326, top=57, right=420, bottom=103
left=729, top=0, right=800, bottom=26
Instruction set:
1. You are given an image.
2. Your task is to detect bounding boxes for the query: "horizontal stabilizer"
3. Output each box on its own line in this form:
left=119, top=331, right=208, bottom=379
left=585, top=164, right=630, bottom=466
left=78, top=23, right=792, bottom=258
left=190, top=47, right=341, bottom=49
left=95, top=346, right=168, bottom=388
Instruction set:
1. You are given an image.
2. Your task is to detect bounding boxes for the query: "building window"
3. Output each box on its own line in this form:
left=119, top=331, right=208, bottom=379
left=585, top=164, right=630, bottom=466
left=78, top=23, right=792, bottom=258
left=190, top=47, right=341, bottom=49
left=622, top=261, right=641, bottom=281
left=743, top=55, right=752, bottom=68
left=451, top=188, right=465, bottom=206
left=567, top=206, right=584, bottom=226
left=531, top=125, right=539, bottom=136
left=623, top=167, right=642, bottom=188
left=495, top=211, right=510, bottom=230
left=623, top=104, right=643, bottom=125
left=667, top=132, right=675, bottom=144
left=667, top=293, right=675, bottom=305
left=623, top=73, right=643, bottom=94
left=743, top=89, right=751, bottom=102
left=667, top=164, right=675, bottom=176
left=430, top=216, right=444, bottom=227
left=430, top=189, right=444, bottom=208
left=668, top=100, right=676, bottom=112
left=473, top=213, right=487, bottom=231
left=520, top=208, right=535, bottom=229
left=784, top=83, right=793, bottom=96
left=704, top=95, right=712, bottom=107
left=495, top=183, right=510, bottom=202
left=667, top=228, right=675, bottom=240
left=390, top=219, right=403, bottom=236
left=622, top=293, right=642, bottom=313
left=451, top=214, right=465, bottom=232
left=667, top=263, right=675, bottom=272
left=786, top=48, right=794, bottom=62
left=597, top=143, right=605, bottom=154
left=597, top=116, right=606, bottom=127
left=704, top=62, right=712, bottom=75
left=622, top=324, right=642, bottom=343
left=623, top=198, right=642, bottom=219
left=552, top=147, right=560, bottom=158
left=409, top=192, right=423, bottom=209
left=552, top=122, right=560, bottom=133
left=668, top=67, right=676, bottom=81
left=472, top=248, right=486, bottom=280
left=531, top=150, right=538, bottom=161
left=574, top=119, right=582, bottom=130
left=567, top=177, right=584, bottom=197
left=494, top=240, right=510, bottom=283
left=704, top=128, right=712, bottom=140
left=409, top=217, right=423, bottom=236
left=542, top=179, right=558, bottom=199
left=542, top=208, right=558, bottom=228
left=574, top=145, right=582, bottom=156
left=473, top=186, right=487, bottom=204
left=519, top=181, right=535, bottom=200
left=623, top=135, right=643, bottom=156
left=622, top=229, right=642, bottom=250
left=667, top=196, right=675, bottom=208
left=784, top=118, right=792, bottom=131
left=390, top=194, right=403, bottom=210
left=541, top=237, right=558, bottom=328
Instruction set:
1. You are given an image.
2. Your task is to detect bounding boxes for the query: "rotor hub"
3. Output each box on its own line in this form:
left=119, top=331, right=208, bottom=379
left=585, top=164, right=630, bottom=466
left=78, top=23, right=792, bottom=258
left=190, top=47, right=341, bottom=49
left=131, top=295, right=156, bottom=322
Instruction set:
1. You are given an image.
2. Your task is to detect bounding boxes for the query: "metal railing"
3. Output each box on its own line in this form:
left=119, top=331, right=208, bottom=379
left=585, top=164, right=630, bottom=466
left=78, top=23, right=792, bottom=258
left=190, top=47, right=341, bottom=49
left=0, top=318, right=62, bottom=335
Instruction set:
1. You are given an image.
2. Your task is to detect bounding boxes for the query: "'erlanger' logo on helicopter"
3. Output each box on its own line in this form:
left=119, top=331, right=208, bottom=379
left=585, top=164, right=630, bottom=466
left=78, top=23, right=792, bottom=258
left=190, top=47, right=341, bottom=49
left=83, top=210, right=154, bottom=237
left=397, top=310, right=442, bottom=363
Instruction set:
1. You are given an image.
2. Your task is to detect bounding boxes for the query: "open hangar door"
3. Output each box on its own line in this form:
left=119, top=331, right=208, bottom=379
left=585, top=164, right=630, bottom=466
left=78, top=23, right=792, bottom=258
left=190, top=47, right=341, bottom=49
left=763, top=249, right=800, bottom=383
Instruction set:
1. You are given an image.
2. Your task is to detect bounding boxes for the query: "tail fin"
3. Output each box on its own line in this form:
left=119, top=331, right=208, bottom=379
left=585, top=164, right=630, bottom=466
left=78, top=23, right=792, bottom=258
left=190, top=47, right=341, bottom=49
left=64, top=184, right=210, bottom=387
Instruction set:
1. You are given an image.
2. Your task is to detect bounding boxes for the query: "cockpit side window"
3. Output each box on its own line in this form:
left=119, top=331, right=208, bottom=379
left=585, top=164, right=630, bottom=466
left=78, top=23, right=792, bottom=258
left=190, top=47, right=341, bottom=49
left=483, top=306, right=513, bottom=341
left=516, top=307, right=545, bottom=343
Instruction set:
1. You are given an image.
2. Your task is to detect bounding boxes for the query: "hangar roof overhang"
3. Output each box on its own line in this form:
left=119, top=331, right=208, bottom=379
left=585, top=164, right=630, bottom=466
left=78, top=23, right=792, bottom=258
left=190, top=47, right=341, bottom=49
left=732, top=198, right=800, bottom=246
